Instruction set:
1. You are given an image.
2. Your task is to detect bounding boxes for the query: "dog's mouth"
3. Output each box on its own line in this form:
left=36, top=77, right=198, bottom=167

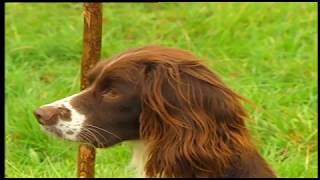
left=76, top=126, right=124, bottom=148
left=40, top=124, right=103, bottom=148
left=41, top=125, right=63, bottom=137
left=40, top=125, right=84, bottom=143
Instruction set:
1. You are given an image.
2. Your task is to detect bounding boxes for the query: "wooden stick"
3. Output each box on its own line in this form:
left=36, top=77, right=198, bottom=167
left=77, top=3, right=103, bottom=178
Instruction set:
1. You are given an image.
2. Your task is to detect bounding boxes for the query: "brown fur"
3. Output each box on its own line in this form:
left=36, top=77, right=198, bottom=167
left=119, top=46, right=276, bottom=177
left=61, top=45, right=277, bottom=177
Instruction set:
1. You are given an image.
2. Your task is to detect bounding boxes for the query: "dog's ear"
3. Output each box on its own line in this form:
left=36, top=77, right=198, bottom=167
left=139, top=61, right=254, bottom=177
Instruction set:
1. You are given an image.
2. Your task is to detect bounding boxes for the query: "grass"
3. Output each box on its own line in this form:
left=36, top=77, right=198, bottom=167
left=5, top=2, right=318, bottom=178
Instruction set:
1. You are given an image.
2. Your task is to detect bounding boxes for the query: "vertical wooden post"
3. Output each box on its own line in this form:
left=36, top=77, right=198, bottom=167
left=77, top=3, right=102, bottom=178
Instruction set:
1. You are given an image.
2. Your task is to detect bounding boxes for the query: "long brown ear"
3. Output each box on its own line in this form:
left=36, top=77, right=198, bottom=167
left=139, top=60, right=255, bottom=178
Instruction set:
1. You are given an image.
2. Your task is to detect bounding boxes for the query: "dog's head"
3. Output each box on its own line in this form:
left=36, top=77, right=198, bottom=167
left=34, top=50, right=144, bottom=147
left=34, top=46, right=252, bottom=176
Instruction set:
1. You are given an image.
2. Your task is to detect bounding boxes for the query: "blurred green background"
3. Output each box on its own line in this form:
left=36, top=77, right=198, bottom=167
left=5, top=2, right=318, bottom=178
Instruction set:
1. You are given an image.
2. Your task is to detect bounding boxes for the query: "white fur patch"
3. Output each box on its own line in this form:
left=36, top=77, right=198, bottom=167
left=40, top=90, right=88, bottom=141
left=127, top=140, right=147, bottom=178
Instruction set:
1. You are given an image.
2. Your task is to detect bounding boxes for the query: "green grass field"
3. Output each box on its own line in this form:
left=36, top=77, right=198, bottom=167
left=5, top=2, right=318, bottom=178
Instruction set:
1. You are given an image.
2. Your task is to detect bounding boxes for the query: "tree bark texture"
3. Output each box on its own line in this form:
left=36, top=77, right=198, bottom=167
left=77, top=3, right=102, bottom=178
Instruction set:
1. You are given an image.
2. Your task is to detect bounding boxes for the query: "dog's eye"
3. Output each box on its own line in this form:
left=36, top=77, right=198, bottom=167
left=102, top=89, right=119, bottom=99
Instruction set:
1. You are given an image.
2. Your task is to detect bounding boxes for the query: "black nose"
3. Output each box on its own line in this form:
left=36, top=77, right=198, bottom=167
left=33, top=106, right=59, bottom=126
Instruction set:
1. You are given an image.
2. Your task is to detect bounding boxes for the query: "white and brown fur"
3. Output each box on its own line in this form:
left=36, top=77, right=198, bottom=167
left=34, top=45, right=276, bottom=178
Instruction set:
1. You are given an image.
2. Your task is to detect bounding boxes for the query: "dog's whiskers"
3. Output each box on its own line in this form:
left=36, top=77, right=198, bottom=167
left=86, top=126, right=109, bottom=145
left=81, top=128, right=103, bottom=147
left=86, top=124, right=122, bottom=140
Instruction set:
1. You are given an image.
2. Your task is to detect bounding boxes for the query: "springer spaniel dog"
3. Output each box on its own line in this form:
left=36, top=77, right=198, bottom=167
left=34, top=45, right=276, bottom=178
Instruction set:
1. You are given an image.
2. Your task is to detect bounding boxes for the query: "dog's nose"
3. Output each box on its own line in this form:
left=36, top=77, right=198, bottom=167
left=33, top=106, right=59, bottom=126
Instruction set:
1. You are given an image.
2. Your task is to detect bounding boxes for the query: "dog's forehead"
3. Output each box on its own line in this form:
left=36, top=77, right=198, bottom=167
left=93, top=50, right=148, bottom=81
left=88, top=57, right=120, bottom=77
left=87, top=56, right=125, bottom=83
left=99, top=53, right=136, bottom=74
left=103, top=57, right=119, bottom=70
